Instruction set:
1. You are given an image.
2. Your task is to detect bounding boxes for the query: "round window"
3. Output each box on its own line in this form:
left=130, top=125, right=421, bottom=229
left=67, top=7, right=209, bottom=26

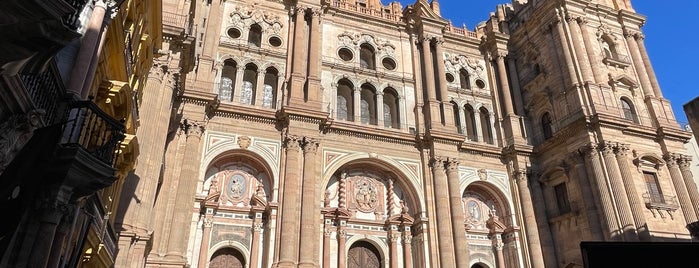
left=446, top=73, right=455, bottom=83
left=475, top=79, right=486, bottom=89
left=338, top=48, right=354, bottom=61
left=227, top=28, right=242, bottom=39
left=382, top=58, right=397, bottom=70
left=269, top=36, right=282, bottom=47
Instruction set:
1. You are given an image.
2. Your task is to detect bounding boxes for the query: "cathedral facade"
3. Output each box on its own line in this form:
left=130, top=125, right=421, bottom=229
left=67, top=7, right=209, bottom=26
left=114, top=0, right=698, bottom=268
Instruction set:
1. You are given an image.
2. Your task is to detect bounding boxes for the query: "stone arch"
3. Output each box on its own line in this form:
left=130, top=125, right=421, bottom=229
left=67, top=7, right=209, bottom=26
left=322, top=155, right=425, bottom=216
left=199, top=137, right=280, bottom=201
left=459, top=171, right=516, bottom=226
left=469, top=258, right=495, bottom=268
left=202, top=149, right=275, bottom=203
left=208, top=241, right=251, bottom=266
left=462, top=181, right=513, bottom=229
left=345, top=235, right=389, bottom=267
left=540, top=166, right=568, bottom=184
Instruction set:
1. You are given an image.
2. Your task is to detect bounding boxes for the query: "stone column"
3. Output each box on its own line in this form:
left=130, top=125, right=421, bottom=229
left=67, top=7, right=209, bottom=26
left=473, top=111, right=482, bottom=142
left=307, top=8, right=323, bottom=104
left=289, top=6, right=308, bottom=102
left=429, top=157, right=456, bottom=267
left=353, top=88, right=361, bottom=123
left=507, top=57, right=525, bottom=115
left=568, top=16, right=594, bottom=83
left=389, top=228, right=399, bottom=268
left=624, top=30, right=655, bottom=97
left=678, top=155, right=699, bottom=216
left=582, top=144, right=620, bottom=240
left=255, top=70, right=266, bottom=106
left=337, top=225, right=347, bottom=268
left=634, top=34, right=663, bottom=98
left=402, top=228, right=413, bottom=268
left=577, top=18, right=605, bottom=84
left=322, top=222, right=332, bottom=268
left=567, top=153, right=604, bottom=240
left=600, top=142, right=638, bottom=241
left=434, top=38, right=454, bottom=128
left=614, top=144, right=649, bottom=240
left=166, top=120, right=205, bottom=261
left=512, top=169, right=546, bottom=268
left=492, top=235, right=505, bottom=268
left=27, top=199, right=69, bottom=268
left=457, top=106, right=467, bottom=134
left=445, top=158, right=469, bottom=267
left=299, top=138, right=320, bottom=268
left=67, top=0, right=108, bottom=97
left=234, top=67, right=245, bottom=103
left=276, top=136, right=302, bottom=267
left=398, top=96, right=406, bottom=130
left=197, top=216, right=213, bottom=268
left=553, top=17, right=580, bottom=86
left=250, top=219, right=263, bottom=268
left=376, top=92, right=385, bottom=127
left=665, top=154, right=698, bottom=223
left=421, top=37, right=436, bottom=101
left=494, top=54, right=515, bottom=116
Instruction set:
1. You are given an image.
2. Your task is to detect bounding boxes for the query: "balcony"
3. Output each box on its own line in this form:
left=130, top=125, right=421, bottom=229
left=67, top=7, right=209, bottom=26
left=602, top=53, right=631, bottom=68
left=643, top=192, right=679, bottom=219
left=48, top=99, right=126, bottom=197
left=0, top=0, right=89, bottom=74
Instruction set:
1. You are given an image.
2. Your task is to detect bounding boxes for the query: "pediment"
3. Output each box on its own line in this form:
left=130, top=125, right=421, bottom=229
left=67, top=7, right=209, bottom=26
left=610, top=74, right=638, bottom=88
left=409, top=0, right=447, bottom=23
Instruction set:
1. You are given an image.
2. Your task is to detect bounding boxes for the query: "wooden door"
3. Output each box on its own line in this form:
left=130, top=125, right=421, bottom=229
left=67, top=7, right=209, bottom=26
left=209, top=248, right=245, bottom=268
left=347, top=241, right=381, bottom=268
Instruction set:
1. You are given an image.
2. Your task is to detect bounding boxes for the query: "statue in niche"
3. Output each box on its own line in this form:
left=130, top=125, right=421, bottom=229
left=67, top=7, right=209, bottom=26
left=468, top=200, right=481, bottom=221
left=228, top=174, right=246, bottom=199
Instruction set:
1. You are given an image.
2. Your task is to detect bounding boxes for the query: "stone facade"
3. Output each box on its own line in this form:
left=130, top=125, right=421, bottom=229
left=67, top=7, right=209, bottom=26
left=115, top=0, right=697, bottom=268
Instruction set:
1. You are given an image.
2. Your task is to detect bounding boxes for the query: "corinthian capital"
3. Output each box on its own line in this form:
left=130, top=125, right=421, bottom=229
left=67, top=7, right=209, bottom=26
left=284, top=135, right=302, bottom=151
left=599, top=142, right=616, bottom=156
left=614, top=143, right=630, bottom=157
left=302, top=137, right=320, bottom=154
left=182, top=119, right=205, bottom=138
left=445, top=158, right=460, bottom=171
left=663, top=153, right=680, bottom=168
left=512, top=169, right=527, bottom=183
left=429, top=156, right=444, bottom=169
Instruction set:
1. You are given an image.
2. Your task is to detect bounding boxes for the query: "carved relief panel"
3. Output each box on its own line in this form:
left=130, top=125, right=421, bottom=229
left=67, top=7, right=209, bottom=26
left=324, top=171, right=413, bottom=221
left=208, top=168, right=268, bottom=207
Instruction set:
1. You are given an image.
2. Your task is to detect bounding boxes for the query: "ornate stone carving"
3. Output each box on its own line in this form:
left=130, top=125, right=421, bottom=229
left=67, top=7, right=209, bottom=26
left=353, top=177, right=379, bottom=212
left=284, top=135, right=302, bottom=151
left=302, top=138, right=319, bottom=154
left=429, top=156, right=444, bottom=169
left=664, top=153, right=680, bottom=168
left=0, top=110, right=44, bottom=173
left=182, top=119, right=205, bottom=138
left=512, top=169, right=527, bottom=183
left=445, top=158, right=459, bottom=172
left=228, top=4, right=284, bottom=34
left=477, top=168, right=488, bottom=181
left=580, top=143, right=599, bottom=159
left=614, top=143, right=630, bottom=157
left=237, top=135, right=251, bottom=149
left=339, top=171, right=347, bottom=208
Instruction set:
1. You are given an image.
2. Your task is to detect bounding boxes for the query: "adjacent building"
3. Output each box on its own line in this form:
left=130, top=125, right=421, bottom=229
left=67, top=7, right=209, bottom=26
left=0, top=0, right=160, bottom=267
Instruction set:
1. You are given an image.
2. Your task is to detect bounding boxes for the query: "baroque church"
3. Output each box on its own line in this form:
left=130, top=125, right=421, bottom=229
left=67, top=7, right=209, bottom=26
left=113, top=0, right=697, bottom=267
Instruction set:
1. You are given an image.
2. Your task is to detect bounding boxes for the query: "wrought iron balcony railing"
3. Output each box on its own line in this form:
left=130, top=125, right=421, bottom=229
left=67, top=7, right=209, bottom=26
left=19, top=59, right=67, bottom=125
left=61, top=99, right=126, bottom=166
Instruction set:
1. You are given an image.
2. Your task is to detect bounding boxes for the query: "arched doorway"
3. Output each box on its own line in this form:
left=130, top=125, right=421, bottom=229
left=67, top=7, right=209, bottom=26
left=348, top=241, right=382, bottom=268
left=471, top=263, right=489, bottom=268
left=209, top=247, right=245, bottom=268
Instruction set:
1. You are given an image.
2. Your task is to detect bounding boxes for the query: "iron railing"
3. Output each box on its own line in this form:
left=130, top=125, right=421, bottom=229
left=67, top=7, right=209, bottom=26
left=62, top=0, right=90, bottom=30
left=61, top=100, right=126, bottom=166
left=19, top=59, right=67, bottom=124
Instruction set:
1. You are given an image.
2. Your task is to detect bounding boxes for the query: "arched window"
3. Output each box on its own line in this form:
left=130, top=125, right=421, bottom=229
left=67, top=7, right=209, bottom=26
left=360, top=84, right=377, bottom=125
left=601, top=35, right=617, bottom=59
left=464, top=105, right=477, bottom=141
left=459, top=68, right=470, bottom=89
left=262, top=67, right=279, bottom=108
left=360, top=44, right=376, bottom=70
left=336, top=79, right=354, bottom=121
left=241, top=63, right=258, bottom=105
left=541, top=112, right=553, bottom=140
left=383, top=88, right=400, bottom=129
left=620, top=98, right=638, bottom=123
left=480, top=107, right=493, bottom=144
left=248, top=24, right=262, bottom=47
left=219, top=59, right=237, bottom=101
left=347, top=241, right=381, bottom=268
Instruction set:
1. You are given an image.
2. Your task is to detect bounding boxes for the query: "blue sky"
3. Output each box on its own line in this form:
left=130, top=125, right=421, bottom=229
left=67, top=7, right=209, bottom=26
left=397, top=0, right=698, bottom=123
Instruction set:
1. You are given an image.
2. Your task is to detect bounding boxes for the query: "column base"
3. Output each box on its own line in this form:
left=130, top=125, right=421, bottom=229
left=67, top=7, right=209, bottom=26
left=274, top=260, right=297, bottom=268
left=298, top=261, right=319, bottom=268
